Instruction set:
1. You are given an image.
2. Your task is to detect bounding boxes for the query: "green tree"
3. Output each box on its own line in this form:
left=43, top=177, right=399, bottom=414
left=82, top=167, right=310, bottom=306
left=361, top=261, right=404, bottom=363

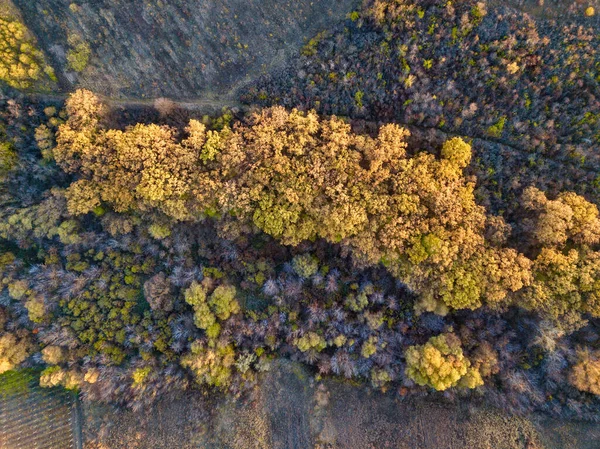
left=66, top=34, right=91, bottom=72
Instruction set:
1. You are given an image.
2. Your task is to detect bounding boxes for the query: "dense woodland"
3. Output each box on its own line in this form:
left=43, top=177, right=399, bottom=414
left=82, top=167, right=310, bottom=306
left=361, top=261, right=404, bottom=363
left=1, top=0, right=600, bottom=421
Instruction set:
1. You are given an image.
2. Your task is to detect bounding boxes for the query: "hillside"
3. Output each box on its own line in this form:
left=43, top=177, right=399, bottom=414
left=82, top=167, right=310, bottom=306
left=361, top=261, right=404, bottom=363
left=8, top=0, right=359, bottom=100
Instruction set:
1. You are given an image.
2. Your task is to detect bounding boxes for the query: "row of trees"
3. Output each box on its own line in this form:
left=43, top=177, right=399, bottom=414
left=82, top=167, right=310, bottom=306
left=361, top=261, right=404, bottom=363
left=54, top=90, right=600, bottom=326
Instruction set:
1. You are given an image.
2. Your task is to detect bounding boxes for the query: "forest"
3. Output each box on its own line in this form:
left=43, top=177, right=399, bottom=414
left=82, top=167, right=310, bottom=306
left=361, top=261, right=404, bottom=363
left=1, top=0, right=600, bottom=424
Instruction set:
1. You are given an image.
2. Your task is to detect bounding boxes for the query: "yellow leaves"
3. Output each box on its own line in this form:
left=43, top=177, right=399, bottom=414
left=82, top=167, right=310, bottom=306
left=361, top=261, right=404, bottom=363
left=57, top=92, right=202, bottom=220
left=523, top=247, right=600, bottom=323
left=482, top=248, right=533, bottom=303
left=55, top=91, right=544, bottom=317
left=405, top=333, right=480, bottom=391
left=209, top=285, right=240, bottom=321
left=361, top=336, right=378, bottom=358
left=458, top=367, right=484, bottom=388
left=132, top=367, right=151, bottom=386
left=518, top=186, right=600, bottom=324
left=201, top=130, right=222, bottom=163
left=42, top=345, right=65, bottom=365
left=184, top=281, right=207, bottom=308
left=0, top=332, right=31, bottom=374
left=558, top=191, right=600, bottom=245
left=0, top=16, right=53, bottom=89
left=84, top=368, right=100, bottom=384
left=0, top=139, right=16, bottom=181
left=65, top=179, right=101, bottom=215
left=64, top=89, right=106, bottom=130
left=506, top=61, right=519, bottom=75
left=537, top=201, right=574, bottom=246
left=148, top=223, right=171, bottom=239
left=8, top=279, right=28, bottom=300
left=184, top=281, right=239, bottom=338
left=441, top=137, right=472, bottom=169
left=321, top=202, right=369, bottom=243
left=364, top=123, right=409, bottom=176
left=569, top=349, right=600, bottom=395
left=25, top=296, right=46, bottom=323
left=295, top=332, right=327, bottom=352
left=523, top=187, right=600, bottom=247
left=182, top=340, right=237, bottom=388
left=66, top=34, right=91, bottom=72
left=252, top=196, right=307, bottom=244
left=40, top=366, right=82, bottom=390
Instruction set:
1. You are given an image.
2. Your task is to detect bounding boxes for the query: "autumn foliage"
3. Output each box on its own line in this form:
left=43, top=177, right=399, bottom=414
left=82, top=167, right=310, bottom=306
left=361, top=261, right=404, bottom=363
left=55, top=90, right=538, bottom=316
left=405, top=333, right=482, bottom=391
left=3, top=86, right=600, bottom=407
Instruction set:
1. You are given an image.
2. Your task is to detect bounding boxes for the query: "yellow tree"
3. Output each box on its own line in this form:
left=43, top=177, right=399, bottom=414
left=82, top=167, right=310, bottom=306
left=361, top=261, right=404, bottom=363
left=55, top=92, right=534, bottom=315
left=55, top=90, right=212, bottom=220
left=405, top=333, right=483, bottom=391
left=569, top=349, right=600, bottom=395
left=520, top=188, right=600, bottom=328
left=0, top=16, right=55, bottom=89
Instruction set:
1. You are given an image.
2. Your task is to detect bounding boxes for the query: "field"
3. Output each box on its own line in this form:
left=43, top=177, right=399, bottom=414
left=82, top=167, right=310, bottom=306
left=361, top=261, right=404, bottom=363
left=81, top=361, right=600, bottom=449
left=1, top=363, right=600, bottom=448
left=0, top=370, right=79, bottom=449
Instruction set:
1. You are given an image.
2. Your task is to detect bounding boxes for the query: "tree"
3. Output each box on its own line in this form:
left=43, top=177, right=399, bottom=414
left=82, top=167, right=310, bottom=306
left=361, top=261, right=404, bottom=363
left=55, top=90, right=212, bottom=220
left=143, top=272, right=174, bottom=312
left=569, top=349, right=600, bottom=395
left=184, top=281, right=240, bottom=338
left=209, top=285, right=240, bottom=321
left=0, top=332, right=31, bottom=374
left=0, top=16, right=55, bottom=89
left=54, top=92, right=534, bottom=315
left=184, top=281, right=215, bottom=331
left=39, top=366, right=82, bottom=390
left=520, top=188, right=600, bottom=327
left=0, top=137, right=16, bottom=182
left=522, top=187, right=600, bottom=247
left=405, top=333, right=482, bottom=391
left=291, top=254, right=319, bottom=279
left=66, top=34, right=91, bottom=72
left=181, top=340, right=236, bottom=388
left=42, top=345, right=66, bottom=364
